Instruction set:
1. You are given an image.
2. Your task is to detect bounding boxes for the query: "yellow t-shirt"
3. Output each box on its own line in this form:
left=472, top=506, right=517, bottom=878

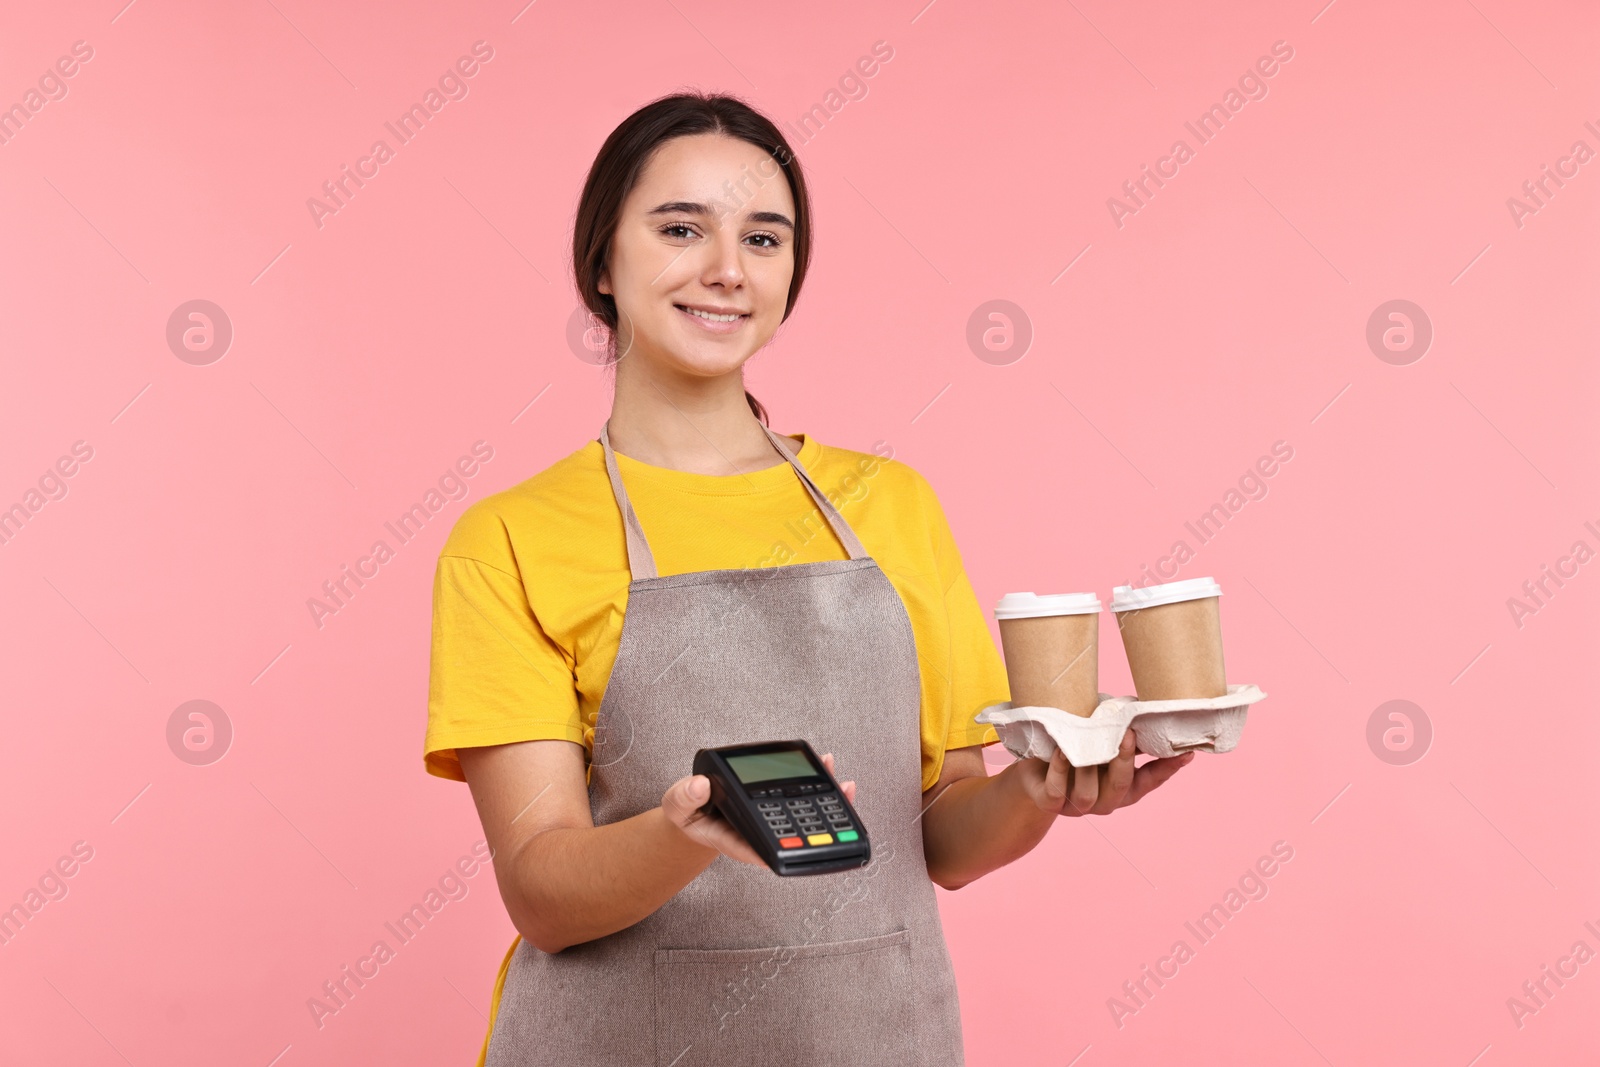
left=424, top=431, right=1007, bottom=793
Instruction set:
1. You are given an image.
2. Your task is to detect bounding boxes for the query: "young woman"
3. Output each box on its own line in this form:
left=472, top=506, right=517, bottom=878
left=425, top=91, right=1194, bottom=1066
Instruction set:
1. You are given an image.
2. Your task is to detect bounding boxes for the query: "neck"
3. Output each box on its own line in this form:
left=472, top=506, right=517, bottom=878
left=607, top=356, right=783, bottom=475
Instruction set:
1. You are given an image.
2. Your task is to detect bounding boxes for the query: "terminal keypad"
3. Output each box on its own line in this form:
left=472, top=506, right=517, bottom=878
left=757, top=788, right=857, bottom=848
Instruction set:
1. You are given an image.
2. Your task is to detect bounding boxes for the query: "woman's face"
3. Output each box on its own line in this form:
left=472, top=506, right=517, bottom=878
left=599, top=132, right=796, bottom=381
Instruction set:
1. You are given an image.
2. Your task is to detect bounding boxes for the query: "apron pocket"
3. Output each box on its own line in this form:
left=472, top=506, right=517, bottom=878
left=653, top=927, right=916, bottom=1065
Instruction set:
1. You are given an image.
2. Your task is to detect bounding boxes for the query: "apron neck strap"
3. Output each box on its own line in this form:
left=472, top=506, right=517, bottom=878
left=598, top=422, right=660, bottom=581
left=756, top=425, right=870, bottom=561
left=598, top=422, right=869, bottom=582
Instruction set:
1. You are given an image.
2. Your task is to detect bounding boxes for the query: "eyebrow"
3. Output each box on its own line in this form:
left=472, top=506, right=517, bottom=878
left=647, top=201, right=794, bottom=230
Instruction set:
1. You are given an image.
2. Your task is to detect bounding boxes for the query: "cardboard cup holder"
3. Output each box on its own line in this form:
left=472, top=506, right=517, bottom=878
left=976, top=684, right=1268, bottom=767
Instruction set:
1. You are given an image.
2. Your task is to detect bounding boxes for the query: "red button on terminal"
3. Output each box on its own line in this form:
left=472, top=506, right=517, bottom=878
left=778, top=836, right=803, bottom=848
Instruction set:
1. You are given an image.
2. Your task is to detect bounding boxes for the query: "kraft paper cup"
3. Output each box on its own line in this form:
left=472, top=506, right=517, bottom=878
left=1110, top=577, right=1227, bottom=701
left=995, top=592, right=1102, bottom=717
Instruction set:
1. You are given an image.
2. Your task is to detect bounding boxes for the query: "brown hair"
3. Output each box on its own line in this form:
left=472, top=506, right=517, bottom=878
left=572, top=91, right=813, bottom=426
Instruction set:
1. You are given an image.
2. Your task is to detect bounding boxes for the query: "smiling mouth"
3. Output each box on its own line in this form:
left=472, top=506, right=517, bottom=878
left=674, top=304, right=748, bottom=323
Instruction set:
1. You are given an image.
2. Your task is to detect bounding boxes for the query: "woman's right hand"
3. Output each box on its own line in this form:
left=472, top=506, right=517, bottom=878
left=661, top=773, right=769, bottom=866
left=661, top=752, right=857, bottom=867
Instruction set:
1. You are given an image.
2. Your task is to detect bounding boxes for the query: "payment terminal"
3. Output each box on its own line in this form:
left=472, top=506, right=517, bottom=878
left=693, top=740, right=871, bottom=876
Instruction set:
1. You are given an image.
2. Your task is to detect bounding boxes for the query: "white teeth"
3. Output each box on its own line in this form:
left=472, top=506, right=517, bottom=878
left=681, top=306, right=741, bottom=322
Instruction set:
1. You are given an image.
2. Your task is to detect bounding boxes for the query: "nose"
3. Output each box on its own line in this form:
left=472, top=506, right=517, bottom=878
left=698, top=228, right=746, bottom=289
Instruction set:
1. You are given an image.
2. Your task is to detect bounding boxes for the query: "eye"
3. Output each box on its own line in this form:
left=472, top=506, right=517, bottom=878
left=660, top=223, right=700, bottom=240
left=746, top=231, right=782, bottom=248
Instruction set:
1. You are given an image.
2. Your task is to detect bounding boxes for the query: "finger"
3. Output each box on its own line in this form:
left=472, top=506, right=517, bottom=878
left=661, top=773, right=710, bottom=827
left=1067, top=754, right=1100, bottom=815
left=1092, top=730, right=1139, bottom=814
left=818, top=753, right=852, bottom=799
left=820, top=753, right=857, bottom=801
left=1043, top=748, right=1070, bottom=812
left=1125, top=752, right=1195, bottom=804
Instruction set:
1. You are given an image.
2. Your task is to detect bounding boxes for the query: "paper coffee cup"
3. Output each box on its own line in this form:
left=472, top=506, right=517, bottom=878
left=1110, top=577, right=1226, bottom=700
left=995, top=592, right=1102, bottom=717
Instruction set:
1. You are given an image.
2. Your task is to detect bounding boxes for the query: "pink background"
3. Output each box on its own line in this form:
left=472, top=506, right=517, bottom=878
left=2, top=0, right=1597, bottom=1063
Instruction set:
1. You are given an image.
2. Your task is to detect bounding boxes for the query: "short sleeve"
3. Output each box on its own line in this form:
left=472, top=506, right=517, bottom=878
left=940, top=567, right=1009, bottom=752
left=424, top=509, right=582, bottom=782
left=915, top=474, right=1009, bottom=764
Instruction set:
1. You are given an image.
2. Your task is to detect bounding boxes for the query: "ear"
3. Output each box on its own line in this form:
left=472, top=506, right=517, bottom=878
left=597, top=269, right=611, bottom=296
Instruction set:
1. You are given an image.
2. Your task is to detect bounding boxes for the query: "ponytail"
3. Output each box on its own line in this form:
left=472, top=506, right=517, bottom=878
left=745, top=390, right=768, bottom=425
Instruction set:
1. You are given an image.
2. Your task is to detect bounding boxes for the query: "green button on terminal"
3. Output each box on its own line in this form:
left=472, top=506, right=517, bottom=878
left=835, top=830, right=859, bottom=842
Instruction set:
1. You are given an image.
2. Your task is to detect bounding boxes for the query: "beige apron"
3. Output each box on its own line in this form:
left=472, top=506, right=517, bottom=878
left=482, top=425, right=965, bottom=1066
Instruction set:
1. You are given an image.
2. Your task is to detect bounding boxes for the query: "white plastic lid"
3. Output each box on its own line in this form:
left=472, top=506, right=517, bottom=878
left=1109, top=577, right=1223, bottom=612
left=994, top=591, right=1103, bottom=619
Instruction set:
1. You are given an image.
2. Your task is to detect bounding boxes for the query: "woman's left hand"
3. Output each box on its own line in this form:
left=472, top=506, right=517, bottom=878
left=1013, top=728, right=1193, bottom=817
